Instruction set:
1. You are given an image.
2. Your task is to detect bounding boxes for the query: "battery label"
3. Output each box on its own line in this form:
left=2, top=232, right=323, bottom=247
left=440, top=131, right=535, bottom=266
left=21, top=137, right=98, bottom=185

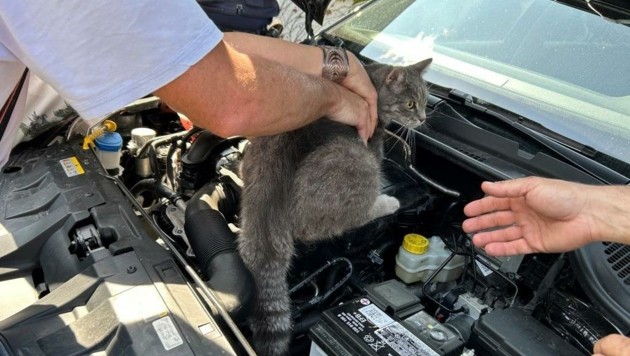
left=376, top=323, right=440, bottom=356
left=330, top=299, right=440, bottom=356
left=359, top=304, right=395, bottom=328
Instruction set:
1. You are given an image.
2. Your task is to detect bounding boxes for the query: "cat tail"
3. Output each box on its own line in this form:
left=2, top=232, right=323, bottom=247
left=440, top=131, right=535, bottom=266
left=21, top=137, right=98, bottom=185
left=238, top=220, right=295, bottom=356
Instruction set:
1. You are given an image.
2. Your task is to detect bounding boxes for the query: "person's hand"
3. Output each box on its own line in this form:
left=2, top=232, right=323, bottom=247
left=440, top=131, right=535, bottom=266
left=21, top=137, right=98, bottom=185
left=339, top=52, right=378, bottom=140
left=326, top=84, right=372, bottom=144
left=462, top=177, right=597, bottom=256
left=593, top=334, right=630, bottom=356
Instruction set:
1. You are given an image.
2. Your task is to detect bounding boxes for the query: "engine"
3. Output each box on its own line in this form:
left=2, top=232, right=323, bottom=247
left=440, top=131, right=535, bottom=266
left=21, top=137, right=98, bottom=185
left=0, top=97, right=627, bottom=355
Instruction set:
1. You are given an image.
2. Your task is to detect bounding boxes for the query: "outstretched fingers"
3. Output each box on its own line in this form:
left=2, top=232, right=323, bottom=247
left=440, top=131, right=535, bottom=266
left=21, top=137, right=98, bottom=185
left=463, top=196, right=511, bottom=218
left=480, top=178, right=537, bottom=198
left=462, top=210, right=516, bottom=233
left=483, top=239, right=537, bottom=256
left=470, top=225, right=523, bottom=247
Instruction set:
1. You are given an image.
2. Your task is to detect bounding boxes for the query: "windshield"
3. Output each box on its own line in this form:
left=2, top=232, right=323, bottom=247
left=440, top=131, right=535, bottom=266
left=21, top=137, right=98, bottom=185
left=326, top=0, right=630, bottom=164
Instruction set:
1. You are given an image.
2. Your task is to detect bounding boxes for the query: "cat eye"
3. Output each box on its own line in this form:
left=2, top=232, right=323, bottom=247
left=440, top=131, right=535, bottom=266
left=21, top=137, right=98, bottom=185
left=406, top=101, right=417, bottom=110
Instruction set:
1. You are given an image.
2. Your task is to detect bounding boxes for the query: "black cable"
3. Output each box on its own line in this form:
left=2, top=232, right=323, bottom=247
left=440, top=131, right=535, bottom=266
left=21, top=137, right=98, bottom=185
left=165, top=142, right=175, bottom=187
left=179, top=126, right=203, bottom=156
left=422, top=252, right=466, bottom=314
left=290, top=257, right=353, bottom=315
left=438, top=201, right=460, bottom=230
left=474, top=256, right=519, bottom=307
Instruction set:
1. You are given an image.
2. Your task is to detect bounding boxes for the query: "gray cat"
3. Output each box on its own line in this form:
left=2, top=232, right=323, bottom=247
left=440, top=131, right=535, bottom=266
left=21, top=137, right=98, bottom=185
left=237, top=59, right=432, bottom=356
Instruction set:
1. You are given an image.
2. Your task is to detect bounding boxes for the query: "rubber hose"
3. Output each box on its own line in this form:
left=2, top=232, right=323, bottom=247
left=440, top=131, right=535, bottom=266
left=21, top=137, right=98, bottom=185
left=184, top=182, right=254, bottom=322
left=130, top=178, right=180, bottom=203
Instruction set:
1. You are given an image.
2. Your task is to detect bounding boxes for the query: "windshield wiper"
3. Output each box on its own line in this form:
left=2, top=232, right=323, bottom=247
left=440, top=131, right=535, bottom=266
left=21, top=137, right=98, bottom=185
left=445, top=89, right=629, bottom=185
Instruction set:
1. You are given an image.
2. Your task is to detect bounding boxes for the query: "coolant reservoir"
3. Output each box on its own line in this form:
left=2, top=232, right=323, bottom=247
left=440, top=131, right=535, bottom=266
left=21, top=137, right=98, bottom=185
left=395, top=234, right=465, bottom=284
left=94, top=132, right=123, bottom=171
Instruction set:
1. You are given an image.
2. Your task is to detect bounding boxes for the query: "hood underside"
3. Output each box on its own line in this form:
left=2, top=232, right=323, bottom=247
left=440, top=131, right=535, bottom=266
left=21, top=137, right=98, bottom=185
left=556, top=0, right=630, bottom=24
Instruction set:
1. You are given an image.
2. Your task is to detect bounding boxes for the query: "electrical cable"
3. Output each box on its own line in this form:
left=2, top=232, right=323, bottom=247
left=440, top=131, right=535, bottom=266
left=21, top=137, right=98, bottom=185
left=290, top=257, right=353, bottom=315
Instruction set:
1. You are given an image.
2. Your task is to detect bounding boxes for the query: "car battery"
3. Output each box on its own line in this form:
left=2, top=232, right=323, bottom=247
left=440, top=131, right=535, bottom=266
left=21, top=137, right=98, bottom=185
left=309, top=297, right=464, bottom=356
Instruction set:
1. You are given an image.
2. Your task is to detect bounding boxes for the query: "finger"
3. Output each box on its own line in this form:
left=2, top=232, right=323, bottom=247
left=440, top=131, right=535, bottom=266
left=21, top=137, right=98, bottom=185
left=484, top=239, right=536, bottom=256
left=358, top=125, right=369, bottom=145
left=463, top=196, right=511, bottom=217
left=348, top=56, right=378, bottom=137
left=355, top=93, right=376, bottom=139
left=462, top=210, right=516, bottom=233
left=481, top=178, right=538, bottom=198
left=361, top=103, right=372, bottom=144
left=367, top=89, right=378, bottom=136
left=594, top=334, right=630, bottom=355
left=471, top=225, right=523, bottom=247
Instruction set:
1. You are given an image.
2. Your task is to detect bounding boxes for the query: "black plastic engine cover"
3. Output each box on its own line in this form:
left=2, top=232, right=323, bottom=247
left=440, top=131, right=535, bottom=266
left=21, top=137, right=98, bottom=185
left=0, top=250, right=236, bottom=355
left=0, top=142, right=124, bottom=285
left=0, top=140, right=181, bottom=289
left=0, top=141, right=237, bottom=355
left=470, top=308, right=581, bottom=356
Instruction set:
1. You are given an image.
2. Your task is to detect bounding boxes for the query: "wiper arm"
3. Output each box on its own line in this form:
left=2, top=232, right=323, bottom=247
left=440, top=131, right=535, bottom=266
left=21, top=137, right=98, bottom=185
left=449, top=90, right=596, bottom=156
left=446, top=89, right=629, bottom=185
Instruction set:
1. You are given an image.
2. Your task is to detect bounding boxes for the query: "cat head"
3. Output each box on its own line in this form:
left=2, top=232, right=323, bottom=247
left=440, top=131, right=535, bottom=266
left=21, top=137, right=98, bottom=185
left=367, top=58, right=432, bottom=128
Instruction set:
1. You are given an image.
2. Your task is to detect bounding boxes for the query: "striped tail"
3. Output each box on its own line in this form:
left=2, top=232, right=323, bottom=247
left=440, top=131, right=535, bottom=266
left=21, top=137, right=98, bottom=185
left=238, top=228, right=295, bottom=356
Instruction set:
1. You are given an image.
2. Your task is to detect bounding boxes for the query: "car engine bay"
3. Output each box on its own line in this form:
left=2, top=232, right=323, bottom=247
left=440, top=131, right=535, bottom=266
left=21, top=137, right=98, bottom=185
left=0, top=92, right=628, bottom=355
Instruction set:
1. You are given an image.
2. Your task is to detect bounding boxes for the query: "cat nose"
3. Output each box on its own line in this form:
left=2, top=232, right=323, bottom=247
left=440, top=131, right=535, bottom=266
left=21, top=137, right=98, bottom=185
left=420, top=111, right=427, bottom=121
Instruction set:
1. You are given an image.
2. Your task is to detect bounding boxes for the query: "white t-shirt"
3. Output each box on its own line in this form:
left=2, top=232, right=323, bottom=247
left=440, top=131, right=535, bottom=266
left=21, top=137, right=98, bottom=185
left=0, top=0, right=223, bottom=169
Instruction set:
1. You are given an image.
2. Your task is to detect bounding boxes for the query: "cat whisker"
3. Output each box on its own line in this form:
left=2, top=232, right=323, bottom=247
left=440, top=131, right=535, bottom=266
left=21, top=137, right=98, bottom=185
left=385, top=129, right=404, bottom=156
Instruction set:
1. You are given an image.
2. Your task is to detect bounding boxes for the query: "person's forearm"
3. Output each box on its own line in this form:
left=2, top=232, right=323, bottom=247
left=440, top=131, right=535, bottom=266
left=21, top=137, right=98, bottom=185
left=223, top=32, right=378, bottom=140
left=155, top=40, right=347, bottom=138
left=588, top=184, right=630, bottom=245
left=223, top=32, right=322, bottom=77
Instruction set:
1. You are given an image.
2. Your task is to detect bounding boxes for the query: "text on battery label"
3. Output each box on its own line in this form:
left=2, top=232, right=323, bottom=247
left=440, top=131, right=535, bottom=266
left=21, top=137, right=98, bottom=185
left=375, top=322, right=439, bottom=356
left=152, top=316, right=184, bottom=351
left=358, top=304, right=395, bottom=328
left=337, top=311, right=369, bottom=334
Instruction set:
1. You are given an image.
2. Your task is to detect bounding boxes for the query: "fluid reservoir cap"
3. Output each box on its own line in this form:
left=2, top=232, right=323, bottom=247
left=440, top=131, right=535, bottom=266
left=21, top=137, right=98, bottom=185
left=95, top=132, right=123, bottom=152
left=402, top=233, right=429, bottom=254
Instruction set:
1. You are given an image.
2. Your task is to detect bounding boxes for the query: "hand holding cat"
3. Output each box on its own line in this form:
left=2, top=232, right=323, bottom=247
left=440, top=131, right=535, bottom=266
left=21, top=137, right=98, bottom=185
left=325, top=85, right=373, bottom=143
left=339, top=52, right=379, bottom=140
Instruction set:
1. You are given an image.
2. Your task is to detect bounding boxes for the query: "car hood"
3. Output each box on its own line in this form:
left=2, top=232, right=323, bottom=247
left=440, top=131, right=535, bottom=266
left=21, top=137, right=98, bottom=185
left=557, top=0, right=630, bottom=23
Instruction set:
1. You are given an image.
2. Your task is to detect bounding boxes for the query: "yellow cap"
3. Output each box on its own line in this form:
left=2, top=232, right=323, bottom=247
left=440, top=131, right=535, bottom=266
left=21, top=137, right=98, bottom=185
left=402, top=234, right=430, bottom=254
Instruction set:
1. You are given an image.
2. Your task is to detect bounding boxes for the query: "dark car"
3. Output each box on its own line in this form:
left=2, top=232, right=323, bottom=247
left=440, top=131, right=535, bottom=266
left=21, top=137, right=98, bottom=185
left=0, top=0, right=628, bottom=355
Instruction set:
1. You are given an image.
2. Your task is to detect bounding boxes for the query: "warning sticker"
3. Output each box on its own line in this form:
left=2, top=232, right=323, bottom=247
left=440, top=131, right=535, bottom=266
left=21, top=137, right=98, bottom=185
left=152, top=316, right=183, bottom=351
left=325, top=299, right=444, bottom=356
left=59, top=157, right=85, bottom=177
left=375, top=323, right=440, bottom=356
left=359, top=304, right=395, bottom=328
left=475, top=256, right=498, bottom=277
left=476, top=260, right=493, bottom=276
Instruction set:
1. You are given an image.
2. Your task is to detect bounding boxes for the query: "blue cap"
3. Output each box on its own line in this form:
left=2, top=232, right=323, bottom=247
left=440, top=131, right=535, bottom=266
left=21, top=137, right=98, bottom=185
left=95, top=132, right=123, bottom=152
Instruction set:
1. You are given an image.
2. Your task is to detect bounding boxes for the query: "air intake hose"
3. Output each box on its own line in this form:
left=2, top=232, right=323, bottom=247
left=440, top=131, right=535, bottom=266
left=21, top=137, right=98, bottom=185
left=184, top=181, right=253, bottom=322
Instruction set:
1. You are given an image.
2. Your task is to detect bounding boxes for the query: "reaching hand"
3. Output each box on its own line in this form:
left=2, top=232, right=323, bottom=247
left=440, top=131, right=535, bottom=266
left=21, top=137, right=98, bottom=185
left=462, top=177, right=597, bottom=256
left=340, top=52, right=378, bottom=140
left=593, top=334, right=630, bottom=356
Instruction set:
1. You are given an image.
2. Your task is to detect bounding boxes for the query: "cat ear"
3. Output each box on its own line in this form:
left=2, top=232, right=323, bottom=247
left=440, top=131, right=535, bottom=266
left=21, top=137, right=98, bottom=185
left=412, top=58, right=433, bottom=74
left=385, top=68, right=405, bottom=86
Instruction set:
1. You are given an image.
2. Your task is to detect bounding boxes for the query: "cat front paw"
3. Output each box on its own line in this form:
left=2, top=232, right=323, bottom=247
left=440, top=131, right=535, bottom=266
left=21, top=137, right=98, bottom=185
left=369, top=194, right=400, bottom=219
